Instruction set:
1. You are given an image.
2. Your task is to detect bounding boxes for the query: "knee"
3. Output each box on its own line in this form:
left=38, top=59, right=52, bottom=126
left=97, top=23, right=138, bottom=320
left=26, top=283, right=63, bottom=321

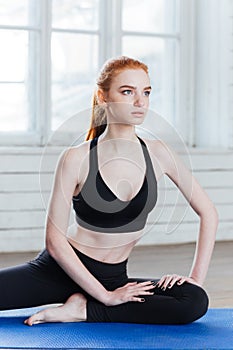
left=179, top=283, right=209, bottom=324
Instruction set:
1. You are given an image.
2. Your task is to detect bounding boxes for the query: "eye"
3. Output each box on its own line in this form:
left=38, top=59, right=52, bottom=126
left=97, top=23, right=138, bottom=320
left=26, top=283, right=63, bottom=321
left=144, top=90, right=151, bottom=97
left=122, top=89, right=133, bottom=95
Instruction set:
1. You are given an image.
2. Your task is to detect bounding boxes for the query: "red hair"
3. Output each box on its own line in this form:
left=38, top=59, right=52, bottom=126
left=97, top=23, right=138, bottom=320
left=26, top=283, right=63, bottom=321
left=85, top=56, right=148, bottom=140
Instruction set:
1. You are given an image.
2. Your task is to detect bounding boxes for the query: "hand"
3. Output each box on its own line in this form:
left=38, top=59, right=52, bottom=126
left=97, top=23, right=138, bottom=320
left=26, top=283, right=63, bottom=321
left=156, top=274, right=201, bottom=291
left=104, top=281, right=155, bottom=306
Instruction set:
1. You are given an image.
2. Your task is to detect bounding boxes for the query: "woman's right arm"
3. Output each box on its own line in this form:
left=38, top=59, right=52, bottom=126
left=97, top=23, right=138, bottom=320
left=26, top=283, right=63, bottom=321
left=46, top=147, right=154, bottom=306
left=45, top=147, right=111, bottom=304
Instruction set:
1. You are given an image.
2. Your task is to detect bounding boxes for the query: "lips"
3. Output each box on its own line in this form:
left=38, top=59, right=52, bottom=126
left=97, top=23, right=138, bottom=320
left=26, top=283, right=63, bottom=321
left=131, top=111, right=145, bottom=117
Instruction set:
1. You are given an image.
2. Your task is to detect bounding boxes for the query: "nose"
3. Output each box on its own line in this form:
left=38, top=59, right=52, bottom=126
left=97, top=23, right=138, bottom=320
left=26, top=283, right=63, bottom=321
left=134, top=93, right=145, bottom=107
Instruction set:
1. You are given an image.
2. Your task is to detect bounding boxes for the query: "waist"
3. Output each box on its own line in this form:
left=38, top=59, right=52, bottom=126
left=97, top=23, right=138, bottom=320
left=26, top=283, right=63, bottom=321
left=70, top=243, right=128, bottom=284
left=66, top=223, right=142, bottom=263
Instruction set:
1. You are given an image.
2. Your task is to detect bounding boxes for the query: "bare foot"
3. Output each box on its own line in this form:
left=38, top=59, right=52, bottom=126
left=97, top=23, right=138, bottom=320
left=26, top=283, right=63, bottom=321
left=24, top=293, right=87, bottom=326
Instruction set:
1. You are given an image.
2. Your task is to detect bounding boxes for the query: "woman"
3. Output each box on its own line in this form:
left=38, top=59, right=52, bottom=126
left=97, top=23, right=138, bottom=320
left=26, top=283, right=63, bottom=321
left=0, top=56, right=218, bottom=326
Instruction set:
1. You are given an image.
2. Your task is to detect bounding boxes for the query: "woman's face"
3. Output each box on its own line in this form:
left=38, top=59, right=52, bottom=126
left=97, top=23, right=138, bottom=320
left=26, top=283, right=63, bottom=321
left=103, top=68, right=151, bottom=126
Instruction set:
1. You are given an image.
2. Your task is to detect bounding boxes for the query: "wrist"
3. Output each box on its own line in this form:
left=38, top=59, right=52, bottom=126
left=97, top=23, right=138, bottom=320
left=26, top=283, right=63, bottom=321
left=189, top=276, right=202, bottom=286
left=99, top=290, right=112, bottom=306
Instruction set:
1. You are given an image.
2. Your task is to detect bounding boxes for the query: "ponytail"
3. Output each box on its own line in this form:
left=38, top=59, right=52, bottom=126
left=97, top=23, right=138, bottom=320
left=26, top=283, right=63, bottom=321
left=85, top=92, right=107, bottom=141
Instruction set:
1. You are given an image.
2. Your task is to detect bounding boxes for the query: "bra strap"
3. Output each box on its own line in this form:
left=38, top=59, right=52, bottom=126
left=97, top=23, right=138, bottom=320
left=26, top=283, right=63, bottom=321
left=90, top=135, right=155, bottom=181
left=137, top=136, right=150, bottom=169
left=89, top=137, right=98, bottom=170
left=137, top=136, right=157, bottom=186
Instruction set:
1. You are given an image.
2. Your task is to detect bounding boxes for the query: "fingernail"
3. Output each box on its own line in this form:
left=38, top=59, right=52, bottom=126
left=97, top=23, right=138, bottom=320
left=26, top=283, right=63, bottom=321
left=141, top=298, right=145, bottom=302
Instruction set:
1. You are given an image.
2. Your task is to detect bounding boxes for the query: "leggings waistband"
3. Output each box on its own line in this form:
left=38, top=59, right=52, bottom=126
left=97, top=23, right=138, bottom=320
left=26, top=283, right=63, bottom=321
left=70, top=244, right=128, bottom=279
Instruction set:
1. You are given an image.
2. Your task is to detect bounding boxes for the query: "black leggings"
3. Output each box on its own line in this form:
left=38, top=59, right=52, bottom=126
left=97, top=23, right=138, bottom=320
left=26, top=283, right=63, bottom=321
left=0, top=246, right=209, bottom=324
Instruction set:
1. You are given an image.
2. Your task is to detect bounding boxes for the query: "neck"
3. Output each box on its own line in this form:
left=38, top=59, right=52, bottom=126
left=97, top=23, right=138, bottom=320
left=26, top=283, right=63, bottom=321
left=98, top=123, right=138, bottom=142
left=98, top=124, right=140, bottom=154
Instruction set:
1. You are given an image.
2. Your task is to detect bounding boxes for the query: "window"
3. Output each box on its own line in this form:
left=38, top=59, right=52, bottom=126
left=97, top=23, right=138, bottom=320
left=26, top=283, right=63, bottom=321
left=121, top=0, right=179, bottom=122
left=0, top=0, right=180, bottom=146
left=51, top=0, right=99, bottom=131
left=0, top=0, right=39, bottom=137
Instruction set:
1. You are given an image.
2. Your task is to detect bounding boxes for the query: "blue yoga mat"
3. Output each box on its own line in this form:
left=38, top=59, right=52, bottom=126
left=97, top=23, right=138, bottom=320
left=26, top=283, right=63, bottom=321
left=0, top=308, right=232, bottom=349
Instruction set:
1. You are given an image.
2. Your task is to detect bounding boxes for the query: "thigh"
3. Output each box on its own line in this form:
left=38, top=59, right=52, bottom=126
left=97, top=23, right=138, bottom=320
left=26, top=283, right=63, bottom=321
left=125, top=276, right=208, bottom=324
left=0, top=249, right=84, bottom=310
left=87, top=281, right=208, bottom=324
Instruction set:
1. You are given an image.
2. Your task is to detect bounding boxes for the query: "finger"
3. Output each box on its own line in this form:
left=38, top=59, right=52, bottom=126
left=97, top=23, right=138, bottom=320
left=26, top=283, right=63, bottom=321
left=158, top=275, right=175, bottom=290
left=135, top=282, right=156, bottom=290
left=122, top=282, right=138, bottom=289
left=130, top=297, right=146, bottom=303
left=155, top=276, right=167, bottom=288
left=142, top=284, right=156, bottom=291
left=136, top=281, right=156, bottom=287
left=177, top=277, right=188, bottom=285
left=168, top=276, right=183, bottom=289
left=130, top=285, right=155, bottom=295
left=127, top=281, right=155, bottom=291
left=136, top=290, right=154, bottom=296
left=125, top=286, right=155, bottom=298
left=130, top=283, right=156, bottom=294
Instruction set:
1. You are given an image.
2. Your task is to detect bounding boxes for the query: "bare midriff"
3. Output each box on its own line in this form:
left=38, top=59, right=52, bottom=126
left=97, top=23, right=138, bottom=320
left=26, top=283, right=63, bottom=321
left=66, top=222, right=144, bottom=263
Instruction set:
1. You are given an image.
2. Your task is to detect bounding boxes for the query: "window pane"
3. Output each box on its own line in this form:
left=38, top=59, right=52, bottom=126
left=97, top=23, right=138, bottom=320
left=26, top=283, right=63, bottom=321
left=122, top=0, right=178, bottom=33
left=52, top=0, right=99, bottom=30
left=0, top=84, right=28, bottom=131
left=0, top=30, right=38, bottom=132
left=122, top=36, right=177, bottom=123
left=0, top=0, right=39, bottom=26
left=0, top=30, right=27, bottom=81
left=51, top=33, right=98, bottom=131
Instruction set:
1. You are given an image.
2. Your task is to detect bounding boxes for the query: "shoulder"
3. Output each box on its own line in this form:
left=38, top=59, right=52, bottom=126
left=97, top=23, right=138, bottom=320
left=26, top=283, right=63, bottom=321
left=141, top=137, right=193, bottom=188
left=142, top=138, right=167, bottom=155
left=56, top=139, right=92, bottom=171
left=140, top=137, right=174, bottom=176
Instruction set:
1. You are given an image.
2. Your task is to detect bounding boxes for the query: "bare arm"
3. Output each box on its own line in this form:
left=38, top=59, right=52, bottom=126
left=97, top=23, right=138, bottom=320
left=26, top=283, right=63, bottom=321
left=45, top=147, right=110, bottom=304
left=154, top=141, right=218, bottom=287
left=45, top=146, right=154, bottom=306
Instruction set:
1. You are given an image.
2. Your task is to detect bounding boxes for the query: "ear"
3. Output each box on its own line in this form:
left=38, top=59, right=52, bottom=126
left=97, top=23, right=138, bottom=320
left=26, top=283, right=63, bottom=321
left=97, top=89, right=107, bottom=105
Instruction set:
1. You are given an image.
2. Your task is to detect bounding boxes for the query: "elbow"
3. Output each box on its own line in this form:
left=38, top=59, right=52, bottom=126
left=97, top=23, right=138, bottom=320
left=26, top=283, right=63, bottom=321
left=200, top=204, right=219, bottom=229
left=213, top=206, right=219, bottom=223
left=45, top=236, right=55, bottom=257
left=45, top=227, right=67, bottom=260
left=209, top=204, right=219, bottom=224
left=45, top=234, right=59, bottom=260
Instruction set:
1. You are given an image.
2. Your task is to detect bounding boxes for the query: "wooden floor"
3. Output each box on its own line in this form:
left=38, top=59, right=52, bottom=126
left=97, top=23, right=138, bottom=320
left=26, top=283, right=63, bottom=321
left=0, top=241, right=232, bottom=308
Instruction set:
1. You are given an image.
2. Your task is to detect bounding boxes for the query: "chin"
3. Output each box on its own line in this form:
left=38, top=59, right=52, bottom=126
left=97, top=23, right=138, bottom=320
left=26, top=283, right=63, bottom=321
left=120, top=118, right=145, bottom=126
left=109, top=114, right=146, bottom=126
left=131, top=115, right=146, bottom=125
left=132, top=119, right=145, bottom=126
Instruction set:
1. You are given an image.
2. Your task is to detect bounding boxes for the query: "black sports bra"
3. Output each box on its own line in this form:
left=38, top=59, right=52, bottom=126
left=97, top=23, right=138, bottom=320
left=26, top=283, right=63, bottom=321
left=72, top=136, right=157, bottom=233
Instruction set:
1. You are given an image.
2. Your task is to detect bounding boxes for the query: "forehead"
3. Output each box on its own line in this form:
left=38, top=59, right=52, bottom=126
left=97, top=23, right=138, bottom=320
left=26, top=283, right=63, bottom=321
left=111, top=69, right=150, bottom=87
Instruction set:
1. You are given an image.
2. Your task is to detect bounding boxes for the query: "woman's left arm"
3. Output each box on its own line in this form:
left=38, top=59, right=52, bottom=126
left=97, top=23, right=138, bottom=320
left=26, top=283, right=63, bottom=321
left=152, top=141, right=219, bottom=289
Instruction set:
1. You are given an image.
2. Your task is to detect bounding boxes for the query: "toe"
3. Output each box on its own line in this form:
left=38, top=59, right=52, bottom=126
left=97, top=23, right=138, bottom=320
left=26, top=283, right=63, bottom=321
left=24, top=312, right=44, bottom=326
left=24, top=317, right=33, bottom=326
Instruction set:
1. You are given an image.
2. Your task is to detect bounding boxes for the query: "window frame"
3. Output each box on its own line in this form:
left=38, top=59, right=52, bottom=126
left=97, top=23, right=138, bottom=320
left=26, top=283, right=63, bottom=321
left=0, top=0, right=189, bottom=147
left=0, top=0, right=42, bottom=146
